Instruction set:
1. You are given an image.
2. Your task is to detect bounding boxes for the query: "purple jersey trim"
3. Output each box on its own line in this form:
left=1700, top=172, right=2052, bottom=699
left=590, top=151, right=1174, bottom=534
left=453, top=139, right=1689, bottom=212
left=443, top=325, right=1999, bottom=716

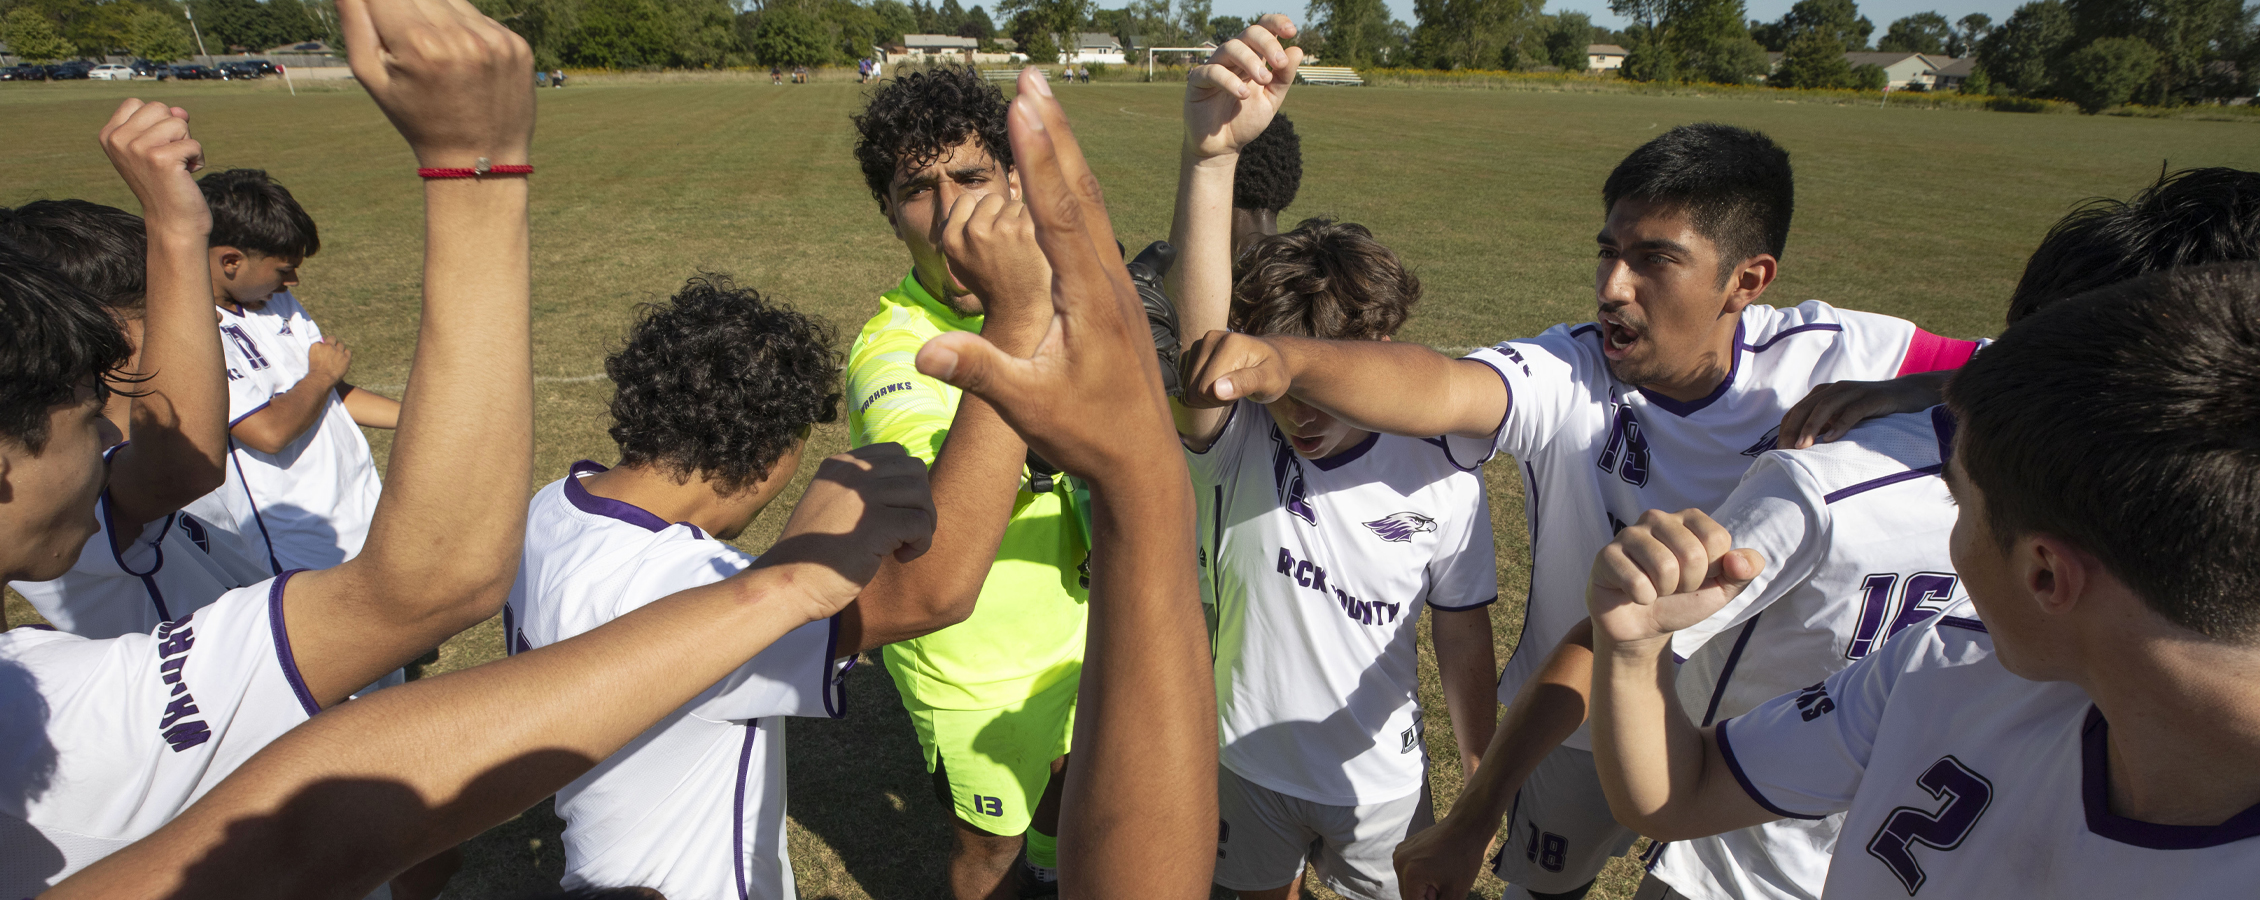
left=227, top=399, right=275, bottom=429
left=229, top=440, right=286, bottom=575
left=1714, top=716, right=1829, bottom=821
left=266, top=569, right=322, bottom=717
left=1640, top=322, right=1746, bottom=418
left=563, top=460, right=674, bottom=533
left=1822, top=465, right=1944, bottom=504
left=1184, top=402, right=1241, bottom=456
left=1430, top=594, right=1499, bottom=612
left=1930, top=405, right=1958, bottom=463
left=1936, top=616, right=1986, bottom=633
left=1699, top=615, right=1765, bottom=727
left=103, top=490, right=178, bottom=622
left=732, top=720, right=760, bottom=900
left=1445, top=354, right=1512, bottom=469
left=1739, top=322, right=1844, bottom=354
left=1309, top=429, right=1380, bottom=471
left=821, top=613, right=850, bottom=719
left=2083, top=706, right=2260, bottom=848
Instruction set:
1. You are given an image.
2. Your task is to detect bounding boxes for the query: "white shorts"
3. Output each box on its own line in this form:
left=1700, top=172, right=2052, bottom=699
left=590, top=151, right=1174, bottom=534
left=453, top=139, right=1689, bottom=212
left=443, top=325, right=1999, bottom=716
left=1490, top=745, right=1640, bottom=897
left=1214, top=766, right=1434, bottom=900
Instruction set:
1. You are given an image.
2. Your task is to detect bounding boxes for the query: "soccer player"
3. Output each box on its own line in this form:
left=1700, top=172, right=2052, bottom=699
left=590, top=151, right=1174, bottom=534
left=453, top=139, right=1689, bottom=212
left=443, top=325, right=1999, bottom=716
left=190, top=167, right=399, bottom=574
left=1, top=200, right=268, bottom=638
left=847, top=63, right=1086, bottom=898
left=1778, top=165, right=2260, bottom=450
left=1185, top=123, right=1980, bottom=900
left=507, top=270, right=1023, bottom=899
left=1225, top=112, right=1302, bottom=261
left=53, top=64, right=1217, bottom=900
left=1170, top=26, right=1498, bottom=900
left=0, top=23, right=537, bottom=893
left=1586, top=262, right=2260, bottom=899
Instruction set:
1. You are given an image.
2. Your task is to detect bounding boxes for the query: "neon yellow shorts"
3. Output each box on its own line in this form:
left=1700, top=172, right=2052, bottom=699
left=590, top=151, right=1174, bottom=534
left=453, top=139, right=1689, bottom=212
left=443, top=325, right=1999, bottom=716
left=905, top=673, right=1078, bottom=837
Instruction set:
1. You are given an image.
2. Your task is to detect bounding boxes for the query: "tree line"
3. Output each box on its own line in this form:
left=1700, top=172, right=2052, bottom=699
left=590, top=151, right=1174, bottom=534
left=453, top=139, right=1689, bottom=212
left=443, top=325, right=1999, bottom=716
left=5, top=0, right=2252, bottom=111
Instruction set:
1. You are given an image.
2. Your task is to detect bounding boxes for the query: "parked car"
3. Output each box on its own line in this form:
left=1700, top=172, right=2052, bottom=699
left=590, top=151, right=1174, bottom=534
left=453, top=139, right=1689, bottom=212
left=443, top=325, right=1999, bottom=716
left=240, top=59, right=281, bottom=75
left=89, top=63, right=134, bottom=80
left=218, top=61, right=266, bottom=80
left=45, top=62, right=93, bottom=79
left=168, top=64, right=218, bottom=80
left=0, top=64, right=48, bottom=81
left=129, top=59, right=167, bottom=77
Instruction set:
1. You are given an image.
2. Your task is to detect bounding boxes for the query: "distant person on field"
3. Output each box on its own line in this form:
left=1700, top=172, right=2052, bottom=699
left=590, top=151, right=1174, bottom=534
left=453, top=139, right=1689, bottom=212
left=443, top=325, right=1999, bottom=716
left=771, top=63, right=782, bottom=85
left=847, top=62, right=1088, bottom=898
left=184, top=168, right=398, bottom=576
left=1169, top=24, right=1501, bottom=900
left=0, top=200, right=268, bottom=639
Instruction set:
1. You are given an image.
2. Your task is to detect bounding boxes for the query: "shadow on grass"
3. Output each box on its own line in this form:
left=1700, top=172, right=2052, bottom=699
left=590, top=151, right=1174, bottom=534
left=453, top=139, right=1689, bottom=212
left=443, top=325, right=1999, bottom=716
left=789, top=653, right=953, bottom=899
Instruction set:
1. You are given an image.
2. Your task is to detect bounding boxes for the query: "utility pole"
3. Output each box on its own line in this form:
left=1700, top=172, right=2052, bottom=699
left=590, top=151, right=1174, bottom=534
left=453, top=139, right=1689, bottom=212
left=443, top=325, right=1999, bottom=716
left=185, top=6, right=211, bottom=66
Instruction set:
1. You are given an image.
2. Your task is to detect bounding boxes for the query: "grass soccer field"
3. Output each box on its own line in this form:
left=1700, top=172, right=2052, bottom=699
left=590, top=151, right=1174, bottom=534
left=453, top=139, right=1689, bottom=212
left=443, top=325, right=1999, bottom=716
left=4, top=74, right=2256, bottom=898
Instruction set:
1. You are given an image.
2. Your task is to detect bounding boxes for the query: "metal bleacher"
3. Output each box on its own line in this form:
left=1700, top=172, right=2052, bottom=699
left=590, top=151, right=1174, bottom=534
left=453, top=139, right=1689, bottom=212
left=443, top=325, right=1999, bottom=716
left=980, top=68, right=1022, bottom=83
left=1295, top=65, right=1364, bottom=85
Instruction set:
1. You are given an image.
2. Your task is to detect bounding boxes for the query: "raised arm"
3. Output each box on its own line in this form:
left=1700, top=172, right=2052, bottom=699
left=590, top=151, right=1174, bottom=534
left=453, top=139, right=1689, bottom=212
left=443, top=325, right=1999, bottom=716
left=48, top=446, right=935, bottom=899
left=1586, top=509, right=1775, bottom=841
left=915, top=68, right=1214, bottom=899
left=1165, top=16, right=1300, bottom=450
left=840, top=185, right=1053, bottom=653
left=278, top=0, right=538, bottom=707
left=1396, top=619, right=1592, bottom=900
left=96, top=100, right=229, bottom=534
left=1182, top=333, right=1508, bottom=440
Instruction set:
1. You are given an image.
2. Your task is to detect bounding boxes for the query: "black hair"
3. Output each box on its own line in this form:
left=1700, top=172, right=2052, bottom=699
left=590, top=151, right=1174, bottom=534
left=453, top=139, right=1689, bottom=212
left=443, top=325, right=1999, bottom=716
left=198, top=168, right=320, bottom=258
left=605, top=275, right=841, bottom=492
left=1946, top=263, right=2260, bottom=640
left=1233, top=113, right=1302, bottom=213
left=852, top=65, right=1013, bottom=211
left=1602, top=123, right=1794, bottom=283
left=0, top=200, right=147, bottom=314
left=0, top=247, right=133, bottom=452
left=1230, top=218, right=1419, bottom=341
left=2008, top=167, right=2260, bottom=325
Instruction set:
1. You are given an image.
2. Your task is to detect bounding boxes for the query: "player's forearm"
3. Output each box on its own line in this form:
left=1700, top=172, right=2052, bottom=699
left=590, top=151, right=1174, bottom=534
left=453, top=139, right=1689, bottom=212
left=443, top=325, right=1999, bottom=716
left=230, top=374, right=335, bottom=454
left=1447, top=622, right=1592, bottom=829
left=338, top=383, right=400, bottom=429
left=1270, top=336, right=1503, bottom=440
left=854, top=397, right=1027, bottom=648
left=1061, top=455, right=1215, bottom=899
left=106, top=222, right=228, bottom=528
left=359, top=177, right=532, bottom=622
left=1432, top=611, right=1498, bottom=773
left=51, top=569, right=814, bottom=899
left=1165, top=152, right=1237, bottom=445
left=1589, top=633, right=1716, bottom=840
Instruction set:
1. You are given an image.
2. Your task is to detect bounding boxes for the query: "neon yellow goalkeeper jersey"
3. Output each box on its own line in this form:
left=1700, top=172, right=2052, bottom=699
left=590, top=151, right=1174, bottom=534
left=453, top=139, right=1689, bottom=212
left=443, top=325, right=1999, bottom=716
left=846, top=271, right=1090, bottom=711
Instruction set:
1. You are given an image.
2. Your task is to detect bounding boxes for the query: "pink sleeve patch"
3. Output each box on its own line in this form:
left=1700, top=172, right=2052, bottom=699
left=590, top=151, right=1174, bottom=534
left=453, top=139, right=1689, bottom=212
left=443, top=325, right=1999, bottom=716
left=1897, top=329, right=1980, bottom=376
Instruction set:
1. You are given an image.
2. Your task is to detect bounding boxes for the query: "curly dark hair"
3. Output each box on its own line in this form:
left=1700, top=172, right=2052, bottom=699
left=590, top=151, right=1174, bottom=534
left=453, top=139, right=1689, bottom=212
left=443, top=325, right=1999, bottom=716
left=1233, top=114, right=1302, bottom=213
left=198, top=168, right=320, bottom=258
left=0, top=247, right=132, bottom=452
left=0, top=200, right=147, bottom=314
left=2008, top=166, right=2260, bottom=325
left=605, top=275, right=842, bottom=493
left=1229, top=218, right=1420, bottom=342
left=852, top=64, right=1013, bottom=211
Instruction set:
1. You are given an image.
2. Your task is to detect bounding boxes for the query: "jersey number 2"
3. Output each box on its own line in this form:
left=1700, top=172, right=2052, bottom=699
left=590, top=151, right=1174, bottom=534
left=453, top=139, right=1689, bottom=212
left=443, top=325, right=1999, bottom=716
left=1865, top=755, right=1992, bottom=894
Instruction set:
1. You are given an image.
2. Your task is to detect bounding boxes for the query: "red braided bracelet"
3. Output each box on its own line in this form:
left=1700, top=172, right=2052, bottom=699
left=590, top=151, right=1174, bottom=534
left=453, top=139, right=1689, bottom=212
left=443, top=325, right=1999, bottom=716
left=417, top=158, right=533, bottom=179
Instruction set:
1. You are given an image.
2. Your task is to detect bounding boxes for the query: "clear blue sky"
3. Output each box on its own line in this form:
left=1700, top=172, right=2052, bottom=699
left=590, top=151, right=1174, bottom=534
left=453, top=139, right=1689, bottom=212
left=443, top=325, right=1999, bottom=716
left=1207, top=0, right=2027, bottom=37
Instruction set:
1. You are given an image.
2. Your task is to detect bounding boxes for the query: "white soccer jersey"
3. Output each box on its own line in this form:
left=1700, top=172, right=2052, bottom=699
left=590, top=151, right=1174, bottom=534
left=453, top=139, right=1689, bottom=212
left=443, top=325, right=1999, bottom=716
left=9, top=444, right=272, bottom=639
left=209, top=291, right=382, bottom=571
left=1450, top=300, right=1977, bottom=751
left=1717, top=603, right=2260, bottom=898
left=505, top=461, right=849, bottom=900
left=1647, top=406, right=1965, bottom=900
left=1189, top=401, right=1499, bottom=807
left=0, top=573, right=315, bottom=893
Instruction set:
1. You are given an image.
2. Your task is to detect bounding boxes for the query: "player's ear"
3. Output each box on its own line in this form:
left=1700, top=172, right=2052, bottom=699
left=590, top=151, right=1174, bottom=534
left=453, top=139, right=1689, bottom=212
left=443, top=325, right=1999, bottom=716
left=1723, top=254, right=1776, bottom=313
left=212, top=246, right=247, bottom=279
left=1005, top=166, right=1021, bottom=202
left=2023, top=535, right=2091, bottom=617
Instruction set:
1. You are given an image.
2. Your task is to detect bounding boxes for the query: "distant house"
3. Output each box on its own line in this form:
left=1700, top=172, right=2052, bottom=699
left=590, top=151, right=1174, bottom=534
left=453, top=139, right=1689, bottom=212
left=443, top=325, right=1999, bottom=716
left=1587, top=44, right=1627, bottom=72
left=1843, top=51, right=1950, bottom=89
left=1930, top=56, right=1976, bottom=91
left=901, top=34, right=979, bottom=62
left=1064, top=32, right=1126, bottom=65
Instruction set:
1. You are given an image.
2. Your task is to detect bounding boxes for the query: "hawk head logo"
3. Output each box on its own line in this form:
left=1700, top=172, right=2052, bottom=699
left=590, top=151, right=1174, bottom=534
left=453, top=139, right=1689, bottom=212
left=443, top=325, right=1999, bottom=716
left=1363, top=512, right=1437, bottom=543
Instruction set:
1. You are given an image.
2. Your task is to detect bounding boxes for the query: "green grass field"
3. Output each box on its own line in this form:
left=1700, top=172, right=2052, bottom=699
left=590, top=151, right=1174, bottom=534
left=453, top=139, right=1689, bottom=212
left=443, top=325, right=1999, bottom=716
left=4, top=74, right=2256, bottom=899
